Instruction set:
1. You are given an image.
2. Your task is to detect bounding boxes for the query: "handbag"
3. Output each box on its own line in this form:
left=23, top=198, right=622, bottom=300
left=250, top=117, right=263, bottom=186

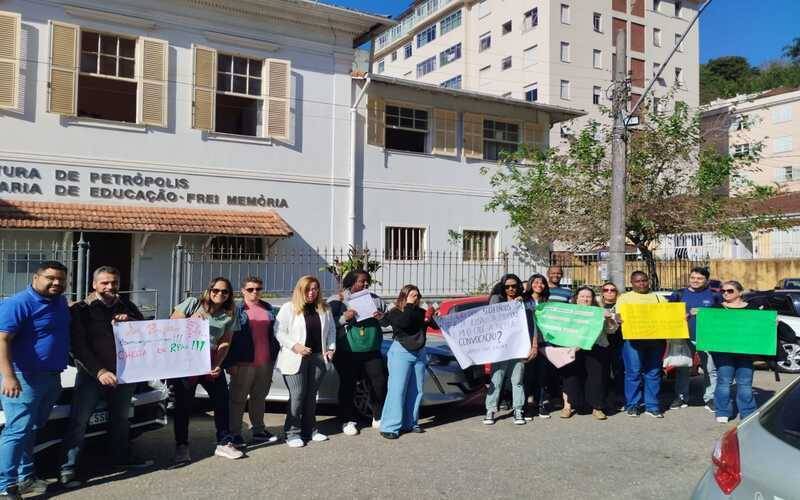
left=346, top=323, right=381, bottom=352
left=663, top=340, right=693, bottom=368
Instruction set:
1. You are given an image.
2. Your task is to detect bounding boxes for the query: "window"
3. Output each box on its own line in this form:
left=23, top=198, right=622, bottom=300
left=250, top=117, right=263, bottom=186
left=593, top=49, right=602, bottom=69
left=377, top=60, right=385, bottom=73
left=440, top=10, right=463, bottom=35
left=404, top=43, right=413, bottom=59
left=523, top=8, right=539, bottom=31
left=560, top=79, right=570, bottom=99
left=776, top=166, right=800, bottom=183
left=653, top=96, right=666, bottom=113
left=654, top=0, right=662, bottom=13
left=215, top=54, right=264, bottom=136
left=502, top=20, right=512, bottom=35
left=417, top=24, right=436, bottom=48
left=772, top=105, right=792, bottom=124
left=675, top=67, right=684, bottom=86
left=440, top=43, right=462, bottom=67
left=523, top=45, right=537, bottom=67
left=463, top=230, right=497, bottom=261
left=391, top=51, right=397, bottom=62
left=477, top=0, right=491, bottom=18
left=479, top=65, right=491, bottom=87
left=78, top=31, right=137, bottom=123
left=593, top=12, right=603, bottom=32
left=384, top=226, right=426, bottom=260
left=385, top=105, right=429, bottom=153
left=524, top=83, right=538, bottom=102
left=653, top=28, right=662, bottom=47
left=593, top=86, right=601, bottom=105
left=560, top=42, right=570, bottom=62
left=730, top=114, right=747, bottom=131
left=501, top=56, right=512, bottom=71
left=675, top=33, right=683, bottom=51
left=774, top=136, right=794, bottom=154
left=210, top=237, right=264, bottom=260
left=479, top=32, right=492, bottom=52
left=440, top=75, right=462, bottom=89
left=483, top=119, right=520, bottom=160
left=416, top=56, right=436, bottom=77
left=560, top=4, right=571, bottom=24
left=675, top=0, right=682, bottom=17
left=732, top=143, right=751, bottom=157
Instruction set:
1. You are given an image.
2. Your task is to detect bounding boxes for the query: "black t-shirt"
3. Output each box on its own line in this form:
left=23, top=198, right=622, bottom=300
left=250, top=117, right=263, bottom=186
left=303, top=304, right=322, bottom=354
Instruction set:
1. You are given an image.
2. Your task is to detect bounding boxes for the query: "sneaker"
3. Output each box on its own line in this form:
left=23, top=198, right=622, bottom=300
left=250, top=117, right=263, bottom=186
left=250, top=431, right=279, bottom=444
left=670, top=397, right=688, bottom=409
left=174, top=444, right=191, bottom=463
left=342, top=421, right=359, bottom=436
left=214, top=443, right=244, bottom=459
left=16, top=476, right=48, bottom=496
left=626, top=407, right=640, bottom=418
left=645, top=410, right=665, bottom=419
left=592, top=409, right=608, bottom=420
left=59, top=470, right=82, bottom=490
left=310, top=431, right=328, bottom=442
left=716, top=416, right=729, bottom=423
left=286, top=437, right=305, bottom=448
left=704, top=399, right=716, bottom=413
left=0, top=485, right=19, bottom=499
left=230, top=435, right=247, bottom=451
left=513, top=409, right=526, bottom=425
left=371, top=419, right=381, bottom=429
left=380, top=431, right=399, bottom=440
left=482, top=410, right=496, bottom=425
left=538, top=401, right=551, bottom=419
left=410, top=425, right=424, bottom=433
left=560, top=407, right=575, bottom=419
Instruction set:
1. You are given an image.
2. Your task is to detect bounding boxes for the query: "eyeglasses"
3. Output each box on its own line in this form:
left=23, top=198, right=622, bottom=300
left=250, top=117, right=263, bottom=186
left=244, top=287, right=263, bottom=293
left=721, top=288, right=736, bottom=294
left=602, top=288, right=617, bottom=293
left=210, top=288, right=230, bottom=295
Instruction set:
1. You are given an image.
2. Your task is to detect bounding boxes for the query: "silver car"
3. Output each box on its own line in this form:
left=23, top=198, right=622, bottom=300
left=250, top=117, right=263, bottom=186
left=691, top=375, right=800, bottom=498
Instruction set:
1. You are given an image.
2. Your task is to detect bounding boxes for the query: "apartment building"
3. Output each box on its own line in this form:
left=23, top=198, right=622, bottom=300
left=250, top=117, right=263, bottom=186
left=374, top=0, right=700, bottom=144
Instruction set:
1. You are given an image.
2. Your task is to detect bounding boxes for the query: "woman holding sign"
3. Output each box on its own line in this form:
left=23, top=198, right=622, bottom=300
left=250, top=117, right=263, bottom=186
left=170, top=277, right=242, bottom=462
left=711, top=281, right=758, bottom=423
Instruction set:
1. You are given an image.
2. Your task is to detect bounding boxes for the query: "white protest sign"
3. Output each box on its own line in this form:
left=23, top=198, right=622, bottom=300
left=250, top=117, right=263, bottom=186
left=437, top=301, right=531, bottom=368
left=113, top=318, right=211, bottom=384
left=349, top=289, right=378, bottom=321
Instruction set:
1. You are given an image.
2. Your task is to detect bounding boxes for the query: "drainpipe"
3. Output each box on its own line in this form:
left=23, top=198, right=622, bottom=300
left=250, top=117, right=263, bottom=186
left=348, top=75, right=371, bottom=247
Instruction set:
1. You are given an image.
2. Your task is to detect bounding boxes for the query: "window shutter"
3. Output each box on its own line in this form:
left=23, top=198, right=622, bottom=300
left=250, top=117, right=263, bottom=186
left=137, top=37, right=168, bottom=127
left=463, top=112, right=484, bottom=159
left=0, top=11, right=21, bottom=109
left=265, top=58, right=291, bottom=141
left=192, top=44, right=216, bottom=130
left=366, top=96, right=385, bottom=147
left=432, top=109, right=457, bottom=157
left=523, top=121, right=544, bottom=150
left=48, top=21, right=78, bottom=116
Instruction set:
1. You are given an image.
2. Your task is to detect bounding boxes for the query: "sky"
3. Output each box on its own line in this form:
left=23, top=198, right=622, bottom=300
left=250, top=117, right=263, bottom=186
left=331, top=0, right=800, bottom=67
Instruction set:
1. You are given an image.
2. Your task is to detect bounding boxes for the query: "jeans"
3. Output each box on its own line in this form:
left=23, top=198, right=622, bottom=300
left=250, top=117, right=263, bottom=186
left=380, top=342, right=426, bottom=434
left=485, top=359, right=525, bottom=411
left=172, top=375, right=230, bottom=445
left=229, top=363, right=274, bottom=436
left=622, top=340, right=664, bottom=412
left=61, top=370, right=136, bottom=474
left=712, top=353, right=756, bottom=419
left=0, top=372, right=61, bottom=491
left=529, top=353, right=559, bottom=404
left=283, top=354, right=326, bottom=440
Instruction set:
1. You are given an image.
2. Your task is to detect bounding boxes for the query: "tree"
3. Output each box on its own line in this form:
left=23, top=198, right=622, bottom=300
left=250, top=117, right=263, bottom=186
left=321, top=245, right=381, bottom=288
left=784, top=37, right=800, bottom=63
left=483, top=94, right=786, bottom=289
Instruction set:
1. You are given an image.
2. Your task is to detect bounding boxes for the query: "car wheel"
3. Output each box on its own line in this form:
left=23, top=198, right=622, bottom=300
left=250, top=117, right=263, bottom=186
left=777, top=341, right=800, bottom=374
left=353, top=378, right=375, bottom=420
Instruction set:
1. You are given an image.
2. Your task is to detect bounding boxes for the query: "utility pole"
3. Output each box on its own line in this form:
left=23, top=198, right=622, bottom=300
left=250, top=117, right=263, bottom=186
left=608, top=28, right=628, bottom=291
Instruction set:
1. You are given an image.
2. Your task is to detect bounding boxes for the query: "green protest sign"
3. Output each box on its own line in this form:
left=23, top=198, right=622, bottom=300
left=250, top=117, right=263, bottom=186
left=535, top=302, right=606, bottom=349
left=696, top=308, right=777, bottom=356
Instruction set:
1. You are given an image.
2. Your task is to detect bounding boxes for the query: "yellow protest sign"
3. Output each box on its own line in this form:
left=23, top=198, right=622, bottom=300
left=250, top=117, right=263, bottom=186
left=618, top=303, right=689, bottom=340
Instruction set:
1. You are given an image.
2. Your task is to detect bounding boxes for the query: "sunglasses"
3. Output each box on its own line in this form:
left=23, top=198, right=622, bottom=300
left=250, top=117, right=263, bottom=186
left=602, top=288, right=617, bottom=292
left=210, top=288, right=230, bottom=295
left=504, top=284, right=518, bottom=289
left=244, top=287, right=263, bottom=293
left=721, top=288, right=736, bottom=294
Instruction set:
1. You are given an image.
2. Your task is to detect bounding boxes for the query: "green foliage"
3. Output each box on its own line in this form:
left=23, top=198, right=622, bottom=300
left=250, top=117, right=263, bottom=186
left=321, top=245, right=381, bottom=287
left=784, top=37, right=800, bottom=62
left=700, top=48, right=800, bottom=104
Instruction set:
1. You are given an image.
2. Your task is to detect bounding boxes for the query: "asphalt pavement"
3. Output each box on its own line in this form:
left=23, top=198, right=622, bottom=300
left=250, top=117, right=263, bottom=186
left=37, top=369, right=797, bottom=499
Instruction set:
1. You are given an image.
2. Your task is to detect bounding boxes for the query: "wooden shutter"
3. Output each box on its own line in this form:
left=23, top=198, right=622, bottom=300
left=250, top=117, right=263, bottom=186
left=523, top=121, right=544, bottom=150
left=48, top=21, right=78, bottom=116
left=0, top=11, right=21, bottom=109
left=463, top=112, right=484, bottom=159
left=366, top=96, right=385, bottom=147
left=265, top=58, right=291, bottom=141
left=192, top=44, right=215, bottom=130
left=138, top=37, right=168, bottom=127
left=432, top=108, right=457, bottom=157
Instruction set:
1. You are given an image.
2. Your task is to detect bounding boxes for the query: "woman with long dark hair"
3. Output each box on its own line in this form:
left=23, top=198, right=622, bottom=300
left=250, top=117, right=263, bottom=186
left=525, top=273, right=558, bottom=419
left=170, top=277, right=242, bottom=462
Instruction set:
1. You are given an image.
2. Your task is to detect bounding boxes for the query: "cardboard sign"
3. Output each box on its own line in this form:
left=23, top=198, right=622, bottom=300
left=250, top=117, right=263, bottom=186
left=696, top=308, right=777, bottom=356
left=535, top=302, right=606, bottom=349
left=618, top=302, right=689, bottom=340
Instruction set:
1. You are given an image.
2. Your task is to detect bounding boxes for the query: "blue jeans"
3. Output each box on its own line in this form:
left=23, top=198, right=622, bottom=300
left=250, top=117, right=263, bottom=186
left=622, top=340, right=663, bottom=412
left=381, top=342, right=426, bottom=434
left=61, top=369, right=136, bottom=474
left=0, top=372, right=61, bottom=491
left=712, top=353, right=756, bottom=419
left=485, top=359, right=525, bottom=411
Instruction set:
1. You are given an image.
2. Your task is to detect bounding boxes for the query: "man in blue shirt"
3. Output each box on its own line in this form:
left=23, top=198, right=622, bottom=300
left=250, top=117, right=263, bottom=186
left=547, top=265, right=573, bottom=302
left=0, top=261, right=70, bottom=498
left=667, top=267, right=722, bottom=411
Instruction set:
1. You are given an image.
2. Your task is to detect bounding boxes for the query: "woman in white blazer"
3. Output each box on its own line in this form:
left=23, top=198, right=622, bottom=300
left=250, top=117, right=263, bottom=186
left=275, top=275, right=336, bottom=448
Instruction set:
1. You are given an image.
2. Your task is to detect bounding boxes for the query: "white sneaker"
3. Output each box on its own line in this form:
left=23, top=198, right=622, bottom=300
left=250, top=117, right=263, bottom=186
left=716, top=416, right=729, bottom=424
left=214, top=443, right=244, bottom=459
left=311, top=431, right=328, bottom=442
left=371, top=419, right=381, bottom=429
left=286, top=437, right=305, bottom=448
left=342, top=421, right=359, bottom=436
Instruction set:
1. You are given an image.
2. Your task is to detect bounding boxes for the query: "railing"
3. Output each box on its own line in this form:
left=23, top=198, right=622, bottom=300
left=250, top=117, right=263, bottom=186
left=0, top=238, right=88, bottom=300
left=375, top=0, right=459, bottom=51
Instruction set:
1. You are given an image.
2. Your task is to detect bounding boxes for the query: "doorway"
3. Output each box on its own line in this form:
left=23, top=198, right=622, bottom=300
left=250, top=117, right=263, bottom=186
left=76, top=232, right=133, bottom=292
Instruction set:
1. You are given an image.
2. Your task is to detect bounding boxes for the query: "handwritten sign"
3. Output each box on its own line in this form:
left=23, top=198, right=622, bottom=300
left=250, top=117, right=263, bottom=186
left=696, top=308, right=777, bottom=356
left=618, top=303, right=689, bottom=340
left=437, top=301, right=531, bottom=368
left=535, top=302, right=606, bottom=349
left=113, top=318, right=211, bottom=384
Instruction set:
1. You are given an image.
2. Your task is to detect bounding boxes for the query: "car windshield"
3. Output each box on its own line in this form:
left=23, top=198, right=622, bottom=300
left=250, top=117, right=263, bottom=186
left=782, top=279, right=800, bottom=289
left=760, top=378, right=800, bottom=450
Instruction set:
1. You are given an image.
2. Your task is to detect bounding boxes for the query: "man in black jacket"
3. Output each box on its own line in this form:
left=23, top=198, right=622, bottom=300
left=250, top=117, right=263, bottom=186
left=59, top=266, right=152, bottom=487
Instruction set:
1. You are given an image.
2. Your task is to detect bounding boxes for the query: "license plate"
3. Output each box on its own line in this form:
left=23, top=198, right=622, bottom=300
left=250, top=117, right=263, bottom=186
left=89, top=411, right=109, bottom=425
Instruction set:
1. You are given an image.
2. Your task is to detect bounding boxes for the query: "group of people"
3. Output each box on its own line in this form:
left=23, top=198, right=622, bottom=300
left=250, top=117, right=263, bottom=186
left=0, top=260, right=764, bottom=497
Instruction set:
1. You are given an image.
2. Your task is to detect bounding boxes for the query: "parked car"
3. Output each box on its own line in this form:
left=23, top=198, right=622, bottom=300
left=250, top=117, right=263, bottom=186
left=691, top=374, right=800, bottom=498
left=774, top=277, right=800, bottom=290
left=743, top=291, right=800, bottom=374
left=426, top=295, right=490, bottom=335
left=1, top=366, right=169, bottom=454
